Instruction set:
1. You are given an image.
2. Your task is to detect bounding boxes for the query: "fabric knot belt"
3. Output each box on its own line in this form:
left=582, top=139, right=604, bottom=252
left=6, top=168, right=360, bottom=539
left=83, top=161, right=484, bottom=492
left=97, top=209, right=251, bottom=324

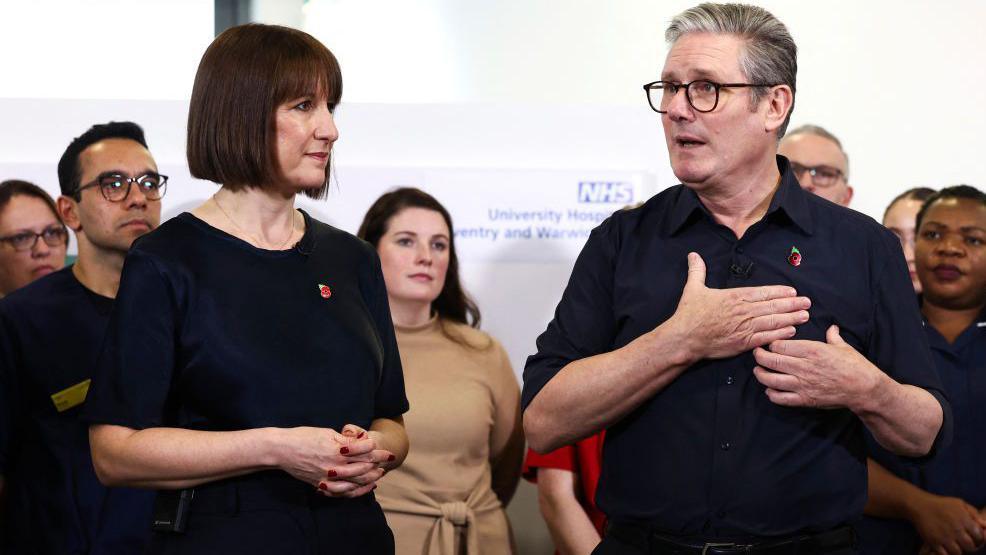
left=440, top=501, right=470, bottom=526
left=377, top=483, right=502, bottom=555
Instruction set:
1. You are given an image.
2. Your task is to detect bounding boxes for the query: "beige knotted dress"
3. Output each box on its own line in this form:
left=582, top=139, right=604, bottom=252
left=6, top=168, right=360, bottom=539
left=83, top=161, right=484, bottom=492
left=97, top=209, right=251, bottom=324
left=376, top=317, right=525, bottom=555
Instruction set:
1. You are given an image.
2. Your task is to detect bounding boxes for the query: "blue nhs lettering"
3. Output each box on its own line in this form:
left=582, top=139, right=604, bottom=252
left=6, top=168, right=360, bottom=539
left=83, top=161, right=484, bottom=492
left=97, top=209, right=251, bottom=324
left=577, top=181, right=634, bottom=204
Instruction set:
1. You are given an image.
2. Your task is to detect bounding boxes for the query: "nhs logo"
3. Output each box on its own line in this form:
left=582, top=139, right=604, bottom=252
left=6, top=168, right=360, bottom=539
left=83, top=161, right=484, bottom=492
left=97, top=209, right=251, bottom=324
left=577, top=181, right=635, bottom=204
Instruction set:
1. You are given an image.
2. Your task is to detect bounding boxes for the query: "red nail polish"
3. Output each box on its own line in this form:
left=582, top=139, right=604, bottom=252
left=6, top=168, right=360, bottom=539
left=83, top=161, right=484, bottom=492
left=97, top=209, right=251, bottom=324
left=327, top=469, right=337, bottom=478
left=387, top=454, right=396, bottom=461
left=357, top=432, right=365, bottom=439
left=340, top=446, right=350, bottom=455
left=318, top=483, right=328, bottom=491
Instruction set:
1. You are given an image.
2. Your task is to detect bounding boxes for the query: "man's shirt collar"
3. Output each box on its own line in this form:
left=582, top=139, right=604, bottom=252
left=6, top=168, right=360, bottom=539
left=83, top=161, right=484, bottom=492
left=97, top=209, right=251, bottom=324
left=668, top=155, right=814, bottom=237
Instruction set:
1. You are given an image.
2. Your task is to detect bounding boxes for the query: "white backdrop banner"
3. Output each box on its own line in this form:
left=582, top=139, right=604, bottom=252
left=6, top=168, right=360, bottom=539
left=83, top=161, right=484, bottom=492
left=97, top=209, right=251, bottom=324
left=315, top=167, right=651, bottom=262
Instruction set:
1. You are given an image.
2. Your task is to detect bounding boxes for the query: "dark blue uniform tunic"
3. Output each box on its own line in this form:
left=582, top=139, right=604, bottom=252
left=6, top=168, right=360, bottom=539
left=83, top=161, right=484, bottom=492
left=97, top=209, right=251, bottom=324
left=858, top=308, right=986, bottom=554
left=0, top=267, right=154, bottom=554
left=82, top=210, right=408, bottom=554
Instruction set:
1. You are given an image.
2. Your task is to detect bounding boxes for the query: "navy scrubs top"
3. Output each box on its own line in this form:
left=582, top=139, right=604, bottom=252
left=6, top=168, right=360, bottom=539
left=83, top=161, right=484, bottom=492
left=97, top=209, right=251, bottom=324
left=0, top=267, right=154, bottom=554
left=83, top=209, right=408, bottom=456
left=921, top=309, right=986, bottom=504
left=522, top=156, right=951, bottom=539
left=858, top=308, right=986, bottom=554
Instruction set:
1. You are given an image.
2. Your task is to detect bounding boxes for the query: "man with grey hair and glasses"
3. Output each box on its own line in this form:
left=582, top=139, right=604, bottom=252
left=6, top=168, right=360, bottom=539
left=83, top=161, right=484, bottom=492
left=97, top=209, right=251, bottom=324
left=779, top=124, right=854, bottom=206
left=521, top=3, right=948, bottom=554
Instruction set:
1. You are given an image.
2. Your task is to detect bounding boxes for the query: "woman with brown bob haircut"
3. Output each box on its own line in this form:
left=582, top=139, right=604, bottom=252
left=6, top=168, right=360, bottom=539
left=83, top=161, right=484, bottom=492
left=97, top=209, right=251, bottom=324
left=358, top=188, right=524, bottom=555
left=85, top=24, right=409, bottom=554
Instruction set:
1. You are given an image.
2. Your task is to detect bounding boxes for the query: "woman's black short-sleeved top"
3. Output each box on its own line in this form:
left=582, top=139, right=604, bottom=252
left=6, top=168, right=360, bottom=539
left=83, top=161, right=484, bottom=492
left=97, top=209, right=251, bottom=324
left=84, top=210, right=408, bottom=433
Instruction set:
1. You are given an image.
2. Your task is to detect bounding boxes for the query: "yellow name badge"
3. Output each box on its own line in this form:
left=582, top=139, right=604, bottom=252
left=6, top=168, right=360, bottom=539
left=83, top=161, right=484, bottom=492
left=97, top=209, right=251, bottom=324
left=50, top=379, right=92, bottom=412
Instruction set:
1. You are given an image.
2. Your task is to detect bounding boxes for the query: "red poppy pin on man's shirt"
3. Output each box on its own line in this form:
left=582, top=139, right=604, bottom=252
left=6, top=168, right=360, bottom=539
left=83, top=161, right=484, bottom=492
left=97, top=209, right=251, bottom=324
left=318, top=284, right=332, bottom=299
left=788, top=246, right=802, bottom=267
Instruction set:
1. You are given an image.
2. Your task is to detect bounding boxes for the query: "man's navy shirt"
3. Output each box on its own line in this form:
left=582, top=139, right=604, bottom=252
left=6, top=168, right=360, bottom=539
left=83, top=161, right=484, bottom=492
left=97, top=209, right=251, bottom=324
left=858, top=307, right=986, bottom=554
left=522, top=156, right=950, bottom=539
left=0, top=267, right=154, bottom=554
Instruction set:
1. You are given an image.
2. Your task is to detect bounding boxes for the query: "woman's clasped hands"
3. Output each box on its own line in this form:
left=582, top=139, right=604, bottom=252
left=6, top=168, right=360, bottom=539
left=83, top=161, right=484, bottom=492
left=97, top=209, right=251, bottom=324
left=279, top=424, right=396, bottom=498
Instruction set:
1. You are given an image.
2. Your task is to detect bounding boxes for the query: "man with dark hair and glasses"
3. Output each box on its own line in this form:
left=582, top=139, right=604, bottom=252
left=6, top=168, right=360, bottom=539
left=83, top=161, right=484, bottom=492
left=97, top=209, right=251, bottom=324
left=524, top=3, right=947, bottom=554
left=778, top=124, right=853, bottom=206
left=0, top=121, right=161, bottom=553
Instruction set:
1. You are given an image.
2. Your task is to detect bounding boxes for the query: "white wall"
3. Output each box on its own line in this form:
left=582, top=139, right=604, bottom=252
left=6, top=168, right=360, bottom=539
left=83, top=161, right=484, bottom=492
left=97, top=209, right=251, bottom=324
left=0, top=0, right=214, bottom=101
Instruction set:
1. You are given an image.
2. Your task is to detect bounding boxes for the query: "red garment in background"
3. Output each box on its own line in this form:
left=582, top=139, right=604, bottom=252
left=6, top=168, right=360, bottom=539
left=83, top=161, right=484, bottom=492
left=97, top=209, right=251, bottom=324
left=522, top=431, right=607, bottom=545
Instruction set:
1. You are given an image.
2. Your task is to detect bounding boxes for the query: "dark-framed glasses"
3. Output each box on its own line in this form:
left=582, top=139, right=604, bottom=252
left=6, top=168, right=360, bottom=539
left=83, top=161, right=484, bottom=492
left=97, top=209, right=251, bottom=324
left=0, top=225, right=69, bottom=252
left=75, top=172, right=168, bottom=202
left=789, top=162, right=845, bottom=188
left=643, top=80, right=779, bottom=113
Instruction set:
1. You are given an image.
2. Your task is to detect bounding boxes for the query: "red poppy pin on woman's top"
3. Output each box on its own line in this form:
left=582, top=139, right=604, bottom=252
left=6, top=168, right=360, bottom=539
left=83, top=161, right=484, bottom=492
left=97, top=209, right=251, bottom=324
left=788, top=246, right=802, bottom=267
left=317, top=284, right=332, bottom=299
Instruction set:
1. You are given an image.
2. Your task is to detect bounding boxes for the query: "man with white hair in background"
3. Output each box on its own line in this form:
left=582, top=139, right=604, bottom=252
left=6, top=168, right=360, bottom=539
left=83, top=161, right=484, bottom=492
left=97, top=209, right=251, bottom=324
left=521, top=3, right=948, bottom=554
left=779, top=124, right=854, bottom=206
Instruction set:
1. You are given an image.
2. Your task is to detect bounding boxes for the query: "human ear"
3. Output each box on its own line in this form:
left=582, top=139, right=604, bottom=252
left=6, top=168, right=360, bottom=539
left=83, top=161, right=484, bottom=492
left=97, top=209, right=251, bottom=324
left=57, top=196, right=82, bottom=232
left=764, top=85, right=794, bottom=134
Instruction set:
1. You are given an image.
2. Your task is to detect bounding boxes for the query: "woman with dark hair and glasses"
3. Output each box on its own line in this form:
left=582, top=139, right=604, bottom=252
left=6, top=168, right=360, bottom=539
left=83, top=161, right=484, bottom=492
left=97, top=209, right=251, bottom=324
left=84, top=24, right=408, bottom=554
left=358, top=187, right=524, bottom=555
left=0, top=180, right=67, bottom=296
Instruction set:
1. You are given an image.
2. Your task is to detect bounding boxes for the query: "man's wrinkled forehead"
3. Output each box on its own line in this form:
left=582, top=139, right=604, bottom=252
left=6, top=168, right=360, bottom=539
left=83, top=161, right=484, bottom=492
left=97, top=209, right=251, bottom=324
left=661, top=32, right=744, bottom=81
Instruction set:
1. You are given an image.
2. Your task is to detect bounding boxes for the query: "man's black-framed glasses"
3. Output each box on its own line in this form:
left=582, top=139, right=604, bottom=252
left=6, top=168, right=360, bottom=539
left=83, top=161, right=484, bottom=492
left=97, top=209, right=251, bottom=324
left=643, top=80, right=779, bottom=114
left=75, top=172, right=168, bottom=202
left=789, top=162, right=845, bottom=188
left=0, top=225, right=68, bottom=252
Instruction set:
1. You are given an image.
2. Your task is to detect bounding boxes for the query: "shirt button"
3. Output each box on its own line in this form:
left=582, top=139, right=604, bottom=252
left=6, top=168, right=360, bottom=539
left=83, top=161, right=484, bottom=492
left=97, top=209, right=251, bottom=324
left=720, top=441, right=731, bottom=451
left=736, top=246, right=744, bottom=254
left=726, top=376, right=734, bottom=385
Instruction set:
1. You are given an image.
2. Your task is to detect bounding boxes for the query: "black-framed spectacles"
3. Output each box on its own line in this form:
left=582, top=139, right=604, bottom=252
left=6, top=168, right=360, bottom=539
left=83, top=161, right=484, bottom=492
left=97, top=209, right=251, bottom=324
left=789, top=162, right=845, bottom=188
left=643, top=80, right=779, bottom=114
left=0, top=225, right=69, bottom=252
left=75, top=172, right=168, bottom=202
